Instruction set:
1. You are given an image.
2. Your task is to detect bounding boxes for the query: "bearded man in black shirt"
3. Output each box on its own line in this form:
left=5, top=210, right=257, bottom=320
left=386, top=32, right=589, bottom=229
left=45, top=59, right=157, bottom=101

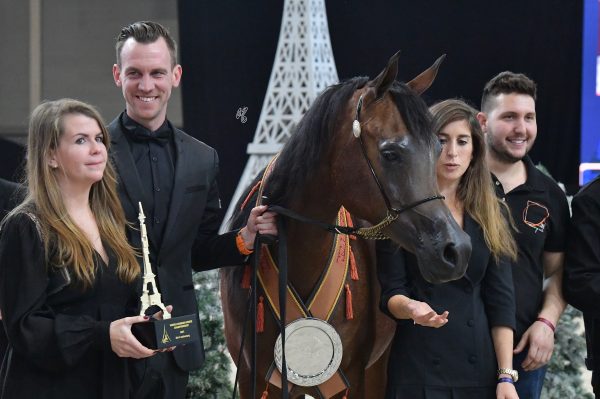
left=477, top=72, right=570, bottom=399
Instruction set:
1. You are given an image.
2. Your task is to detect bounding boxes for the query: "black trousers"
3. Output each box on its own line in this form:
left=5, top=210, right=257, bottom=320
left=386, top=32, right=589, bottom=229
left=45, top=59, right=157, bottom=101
left=130, top=352, right=189, bottom=399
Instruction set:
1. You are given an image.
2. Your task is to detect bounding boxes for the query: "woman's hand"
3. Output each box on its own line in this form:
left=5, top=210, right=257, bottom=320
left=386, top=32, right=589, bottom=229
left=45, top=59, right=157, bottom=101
left=109, top=315, right=156, bottom=359
left=110, top=305, right=176, bottom=357
left=496, top=380, right=519, bottom=399
left=407, top=300, right=449, bottom=328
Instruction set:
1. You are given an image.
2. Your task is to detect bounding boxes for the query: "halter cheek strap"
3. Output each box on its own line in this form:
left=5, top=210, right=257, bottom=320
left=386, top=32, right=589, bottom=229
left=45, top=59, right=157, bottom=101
left=351, top=93, right=444, bottom=229
left=352, top=95, right=363, bottom=138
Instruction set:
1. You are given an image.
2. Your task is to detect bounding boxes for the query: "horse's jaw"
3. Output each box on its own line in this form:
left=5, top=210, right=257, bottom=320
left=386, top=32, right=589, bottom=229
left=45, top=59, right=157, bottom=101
left=386, top=216, right=472, bottom=284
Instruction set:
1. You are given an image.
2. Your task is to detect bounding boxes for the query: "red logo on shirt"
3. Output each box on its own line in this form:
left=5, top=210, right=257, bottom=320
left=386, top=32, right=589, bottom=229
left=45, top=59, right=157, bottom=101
left=522, top=200, right=549, bottom=233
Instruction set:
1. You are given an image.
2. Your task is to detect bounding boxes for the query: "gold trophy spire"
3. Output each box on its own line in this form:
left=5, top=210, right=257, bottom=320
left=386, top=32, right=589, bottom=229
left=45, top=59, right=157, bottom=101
left=138, top=202, right=171, bottom=320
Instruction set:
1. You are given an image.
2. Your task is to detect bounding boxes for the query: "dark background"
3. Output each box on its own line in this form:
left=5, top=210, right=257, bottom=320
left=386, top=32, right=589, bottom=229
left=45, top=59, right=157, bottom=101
left=0, top=1, right=583, bottom=210
left=179, top=0, right=583, bottom=211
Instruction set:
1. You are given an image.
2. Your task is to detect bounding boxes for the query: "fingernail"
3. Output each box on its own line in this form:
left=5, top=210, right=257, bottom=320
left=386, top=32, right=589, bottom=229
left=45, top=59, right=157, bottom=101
left=143, top=316, right=149, bottom=320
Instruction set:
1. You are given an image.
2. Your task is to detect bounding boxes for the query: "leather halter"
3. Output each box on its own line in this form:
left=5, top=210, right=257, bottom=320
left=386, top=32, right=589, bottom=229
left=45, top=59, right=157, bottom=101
left=352, top=94, right=444, bottom=238
left=262, top=94, right=445, bottom=241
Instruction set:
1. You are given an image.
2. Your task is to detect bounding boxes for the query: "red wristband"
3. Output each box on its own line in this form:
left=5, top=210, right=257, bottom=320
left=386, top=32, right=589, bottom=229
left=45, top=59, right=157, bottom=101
left=536, top=317, right=556, bottom=333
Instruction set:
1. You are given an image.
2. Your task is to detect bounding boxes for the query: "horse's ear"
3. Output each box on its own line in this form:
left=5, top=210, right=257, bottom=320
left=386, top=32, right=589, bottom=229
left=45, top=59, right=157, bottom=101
left=406, top=54, right=446, bottom=95
left=368, top=51, right=401, bottom=99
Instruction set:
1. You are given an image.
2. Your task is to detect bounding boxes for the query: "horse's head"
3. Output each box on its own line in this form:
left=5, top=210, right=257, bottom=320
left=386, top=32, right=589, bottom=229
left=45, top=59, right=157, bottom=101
left=332, top=52, right=471, bottom=283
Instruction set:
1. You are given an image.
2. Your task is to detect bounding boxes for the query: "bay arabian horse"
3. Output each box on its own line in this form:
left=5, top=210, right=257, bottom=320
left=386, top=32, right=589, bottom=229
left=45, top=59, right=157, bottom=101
left=221, top=52, right=472, bottom=398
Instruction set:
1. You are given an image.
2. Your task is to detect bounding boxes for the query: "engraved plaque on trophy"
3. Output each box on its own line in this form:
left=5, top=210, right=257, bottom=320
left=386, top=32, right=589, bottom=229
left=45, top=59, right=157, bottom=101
left=131, top=202, right=200, bottom=350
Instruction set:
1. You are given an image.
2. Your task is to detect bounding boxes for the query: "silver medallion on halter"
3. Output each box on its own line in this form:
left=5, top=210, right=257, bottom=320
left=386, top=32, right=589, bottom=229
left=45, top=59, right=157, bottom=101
left=352, top=120, right=361, bottom=138
left=274, top=318, right=343, bottom=387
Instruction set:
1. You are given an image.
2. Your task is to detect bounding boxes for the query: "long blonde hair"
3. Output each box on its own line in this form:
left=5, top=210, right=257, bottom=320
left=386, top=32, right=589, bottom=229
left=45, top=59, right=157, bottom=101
left=430, top=99, right=517, bottom=261
left=8, top=99, right=139, bottom=287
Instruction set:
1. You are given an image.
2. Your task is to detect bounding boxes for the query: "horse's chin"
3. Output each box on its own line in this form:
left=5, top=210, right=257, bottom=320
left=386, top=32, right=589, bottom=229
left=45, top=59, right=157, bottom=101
left=386, top=224, right=471, bottom=284
left=414, top=241, right=471, bottom=284
left=417, top=260, right=465, bottom=284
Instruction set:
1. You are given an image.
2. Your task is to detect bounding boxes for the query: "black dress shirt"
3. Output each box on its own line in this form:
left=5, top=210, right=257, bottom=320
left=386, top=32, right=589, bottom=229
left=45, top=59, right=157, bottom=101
left=120, top=112, right=175, bottom=246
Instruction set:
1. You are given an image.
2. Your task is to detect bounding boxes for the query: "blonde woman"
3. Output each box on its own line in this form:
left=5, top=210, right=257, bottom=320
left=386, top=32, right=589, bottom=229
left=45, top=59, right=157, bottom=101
left=0, top=99, right=156, bottom=398
left=377, top=99, right=519, bottom=399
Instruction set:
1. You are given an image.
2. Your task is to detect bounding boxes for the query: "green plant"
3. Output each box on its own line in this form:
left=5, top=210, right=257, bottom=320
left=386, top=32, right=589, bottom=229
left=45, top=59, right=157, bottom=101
left=542, top=305, right=593, bottom=398
left=186, top=270, right=233, bottom=398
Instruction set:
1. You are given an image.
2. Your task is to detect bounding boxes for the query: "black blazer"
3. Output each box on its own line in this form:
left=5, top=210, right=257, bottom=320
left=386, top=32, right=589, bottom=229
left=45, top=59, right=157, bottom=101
left=108, top=118, right=245, bottom=371
left=563, top=176, right=600, bottom=388
left=0, top=178, right=20, bottom=357
left=377, top=214, right=515, bottom=391
left=0, top=178, right=20, bottom=220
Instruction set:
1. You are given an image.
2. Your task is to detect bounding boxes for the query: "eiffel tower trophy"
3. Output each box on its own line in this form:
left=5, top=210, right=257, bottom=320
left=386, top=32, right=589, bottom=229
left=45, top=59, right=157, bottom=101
left=131, top=202, right=199, bottom=349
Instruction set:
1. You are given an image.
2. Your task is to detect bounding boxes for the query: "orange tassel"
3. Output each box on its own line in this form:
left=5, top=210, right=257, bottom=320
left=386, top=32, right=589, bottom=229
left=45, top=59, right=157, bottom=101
left=241, top=265, right=251, bottom=289
left=345, top=284, right=354, bottom=320
left=260, top=382, right=269, bottom=398
left=345, top=209, right=356, bottom=240
left=349, top=247, right=359, bottom=281
left=257, top=296, right=265, bottom=333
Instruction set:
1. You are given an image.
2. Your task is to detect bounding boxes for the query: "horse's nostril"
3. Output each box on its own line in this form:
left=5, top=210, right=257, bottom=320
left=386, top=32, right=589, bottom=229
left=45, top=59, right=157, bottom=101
left=443, top=243, right=458, bottom=267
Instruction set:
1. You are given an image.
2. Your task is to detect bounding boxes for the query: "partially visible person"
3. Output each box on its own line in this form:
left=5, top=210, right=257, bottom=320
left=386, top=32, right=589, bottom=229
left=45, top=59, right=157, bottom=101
left=0, top=99, right=158, bottom=398
left=377, top=99, right=519, bottom=399
left=0, top=177, right=21, bottom=356
left=0, top=178, right=19, bottom=220
left=110, top=21, right=277, bottom=398
left=563, top=176, right=600, bottom=398
left=477, top=71, right=570, bottom=399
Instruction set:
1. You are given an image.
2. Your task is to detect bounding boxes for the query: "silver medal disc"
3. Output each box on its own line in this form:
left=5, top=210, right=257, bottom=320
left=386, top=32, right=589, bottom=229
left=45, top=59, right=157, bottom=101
left=274, top=318, right=343, bottom=387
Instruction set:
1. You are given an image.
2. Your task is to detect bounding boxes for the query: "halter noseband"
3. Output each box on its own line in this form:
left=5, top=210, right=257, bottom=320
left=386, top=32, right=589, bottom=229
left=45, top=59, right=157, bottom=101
left=351, top=94, right=444, bottom=239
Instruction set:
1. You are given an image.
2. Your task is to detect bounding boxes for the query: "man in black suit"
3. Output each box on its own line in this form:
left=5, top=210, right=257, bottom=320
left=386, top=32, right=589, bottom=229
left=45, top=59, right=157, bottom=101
left=109, top=21, right=277, bottom=398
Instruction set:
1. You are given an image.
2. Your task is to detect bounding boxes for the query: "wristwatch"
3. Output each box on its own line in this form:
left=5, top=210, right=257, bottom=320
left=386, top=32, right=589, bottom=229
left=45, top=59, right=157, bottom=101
left=497, top=368, right=519, bottom=382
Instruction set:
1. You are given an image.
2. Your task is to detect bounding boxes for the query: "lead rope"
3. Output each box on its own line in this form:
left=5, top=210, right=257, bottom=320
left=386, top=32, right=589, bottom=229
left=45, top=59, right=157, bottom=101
left=275, top=216, right=289, bottom=399
left=231, top=229, right=284, bottom=399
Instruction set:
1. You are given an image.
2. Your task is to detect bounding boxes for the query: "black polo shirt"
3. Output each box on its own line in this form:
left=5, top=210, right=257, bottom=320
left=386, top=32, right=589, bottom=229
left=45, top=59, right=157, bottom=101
left=492, top=156, right=570, bottom=341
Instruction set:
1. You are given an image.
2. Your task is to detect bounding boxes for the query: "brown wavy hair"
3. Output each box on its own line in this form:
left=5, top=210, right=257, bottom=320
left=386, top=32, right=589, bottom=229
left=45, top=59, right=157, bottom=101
left=430, top=99, right=517, bottom=261
left=9, top=99, right=139, bottom=287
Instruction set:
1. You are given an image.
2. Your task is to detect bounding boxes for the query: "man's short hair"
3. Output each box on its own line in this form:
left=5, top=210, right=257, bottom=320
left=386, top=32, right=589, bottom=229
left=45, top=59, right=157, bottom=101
left=481, top=71, right=537, bottom=113
left=115, top=21, right=178, bottom=67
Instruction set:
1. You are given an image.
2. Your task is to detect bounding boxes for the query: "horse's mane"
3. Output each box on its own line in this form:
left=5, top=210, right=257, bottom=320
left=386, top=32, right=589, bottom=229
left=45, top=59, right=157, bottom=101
left=229, top=76, right=434, bottom=227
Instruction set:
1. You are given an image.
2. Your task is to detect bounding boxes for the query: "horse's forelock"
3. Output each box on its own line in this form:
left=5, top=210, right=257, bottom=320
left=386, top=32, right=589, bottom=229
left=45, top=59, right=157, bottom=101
left=262, top=77, right=370, bottom=206
left=389, top=82, right=435, bottom=146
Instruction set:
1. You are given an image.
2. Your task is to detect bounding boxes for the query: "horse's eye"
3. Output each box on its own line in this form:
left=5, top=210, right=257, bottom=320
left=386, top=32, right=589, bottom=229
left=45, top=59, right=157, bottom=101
left=434, top=140, right=442, bottom=157
left=381, top=150, right=400, bottom=162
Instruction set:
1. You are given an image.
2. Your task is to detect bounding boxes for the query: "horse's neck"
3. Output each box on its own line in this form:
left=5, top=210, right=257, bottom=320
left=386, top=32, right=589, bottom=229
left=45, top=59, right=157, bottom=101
left=282, top=202, right=339, bottom=301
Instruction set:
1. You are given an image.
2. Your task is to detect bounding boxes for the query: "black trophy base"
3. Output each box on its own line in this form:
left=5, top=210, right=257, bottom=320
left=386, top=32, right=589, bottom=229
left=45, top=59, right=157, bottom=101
left=132, top=314, right=199, bottom=350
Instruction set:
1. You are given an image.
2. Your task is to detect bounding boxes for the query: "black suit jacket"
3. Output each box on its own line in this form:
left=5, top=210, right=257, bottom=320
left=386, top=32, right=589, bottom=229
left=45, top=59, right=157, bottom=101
left=563, top=176, right=600, bottom=388
left=0, top=178, right=20, bottom=357
left=0, top=178, right=19, bottom=220
left=377, top=214, right=515, bottom=391
left=108, top=117, right=244, bottom=371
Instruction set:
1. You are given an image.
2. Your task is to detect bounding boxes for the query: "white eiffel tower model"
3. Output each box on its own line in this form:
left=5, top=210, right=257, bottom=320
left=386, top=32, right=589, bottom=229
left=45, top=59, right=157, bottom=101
left=221, top=0, right=339, bottom=230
